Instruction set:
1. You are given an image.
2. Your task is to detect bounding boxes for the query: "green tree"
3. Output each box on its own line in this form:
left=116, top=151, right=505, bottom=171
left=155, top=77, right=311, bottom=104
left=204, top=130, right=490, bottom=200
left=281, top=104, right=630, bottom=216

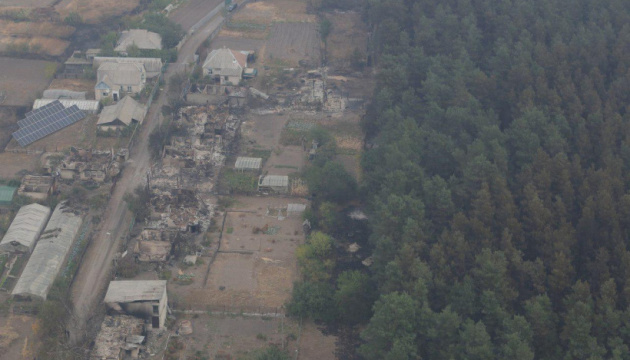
left=359, top=292, right=418, bottom=360
left=334, top=270, right=376, bottom=324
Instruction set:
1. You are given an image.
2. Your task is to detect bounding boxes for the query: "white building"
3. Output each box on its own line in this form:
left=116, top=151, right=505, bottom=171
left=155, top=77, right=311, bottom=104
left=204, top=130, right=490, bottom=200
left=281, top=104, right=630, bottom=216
left=0, top=203, right=50, bottom=254
left=104, top=280, right=169, bottom=329
left=202, top=48, right=248, bottom=85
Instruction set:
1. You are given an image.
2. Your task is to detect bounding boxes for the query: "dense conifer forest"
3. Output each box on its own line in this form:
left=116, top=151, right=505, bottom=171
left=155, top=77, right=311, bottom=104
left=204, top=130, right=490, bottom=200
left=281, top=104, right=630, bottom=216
left=291, top=0, right=630, bottom=359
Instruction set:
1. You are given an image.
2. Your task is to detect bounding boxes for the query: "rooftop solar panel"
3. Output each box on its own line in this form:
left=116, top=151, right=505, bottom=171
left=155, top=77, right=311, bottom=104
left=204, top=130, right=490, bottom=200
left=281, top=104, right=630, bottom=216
left=12, top=105, right=86, bottom=147
left=20, top=101, right=66, bottom=128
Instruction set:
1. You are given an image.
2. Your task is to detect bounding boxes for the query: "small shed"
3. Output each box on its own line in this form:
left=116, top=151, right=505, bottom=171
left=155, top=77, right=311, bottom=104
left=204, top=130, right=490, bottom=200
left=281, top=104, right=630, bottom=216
left=235, top=157, right=262, bottom=172
left=0, top=203, right=51, bottom=254
left=134, top=241, right=171, bottom=262
left=0, top=186, right=17, bottom=206
left=258, top=175, right=289, bottom=194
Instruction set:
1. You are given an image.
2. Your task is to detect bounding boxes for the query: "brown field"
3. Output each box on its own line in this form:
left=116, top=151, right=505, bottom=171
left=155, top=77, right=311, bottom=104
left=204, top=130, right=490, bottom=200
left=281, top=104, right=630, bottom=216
left=0, top=107, right=18, bottom=150
left=210, top=35, right=265, bottom=53
left=266, top=22, right=320, bottom=66
left=0, top=153, right=38, bottom=179
left=55, top=0, right=141, bottom=24
left=48, top=78, right=94, bottom=94
left=298, top=322, right=336, bottom=360
left=0, top=36, right=70, bottom=56
left=0, top=310, right=38, bottom=360
left=0, top=0, right=55, bottom=6
left=326, top=11, right=368, bottom=69
left=0, top=57, right=53, bottom=106
left=0, top=20, right=75, bottom=38
left=168, top=314, right=300, bottom=360
left=232, top=0, right=316, bottom=26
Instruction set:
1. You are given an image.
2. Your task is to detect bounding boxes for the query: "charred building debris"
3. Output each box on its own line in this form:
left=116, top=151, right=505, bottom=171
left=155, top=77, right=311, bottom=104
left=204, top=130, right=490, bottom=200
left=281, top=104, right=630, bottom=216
left=40, top=146, right=128, bottom=187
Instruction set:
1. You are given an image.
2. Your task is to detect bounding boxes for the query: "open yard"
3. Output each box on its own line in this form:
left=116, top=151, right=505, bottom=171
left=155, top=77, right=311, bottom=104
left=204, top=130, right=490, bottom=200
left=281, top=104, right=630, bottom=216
left=174, top=196, right=306, bottom=311
left=231, top=0, right=316, bottom=26
left=55, top=0, right=141, bottom=24
left=166, top=314, right=301, bottom=360
left=266, top=22, right=321, bottom=66
left=0, top=57, right=53, bottom=107
left=0, top=303, right=38, bottom=360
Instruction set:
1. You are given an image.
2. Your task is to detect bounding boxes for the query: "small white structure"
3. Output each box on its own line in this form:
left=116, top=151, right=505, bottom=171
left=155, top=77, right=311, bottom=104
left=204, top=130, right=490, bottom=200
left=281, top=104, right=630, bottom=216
left=98, top=96, right=147, bottom=131
left=95, top=62, right=146, bottom=101
left=202, top=48, right=248, bottom=85
left=0, top=203, right=51, bottom=254
left=104, top=280, right=168, bottom=329
left=235, top=157, right=262, bottom=172
left=12, top=202, right=83, bottom=301
left=258, top=175, right=289, bottom=194
left=33, top=99, right=100, bottom=114
left=115, top=29, right=162, bottom=55
left=287, top=203, right=307, bottom=217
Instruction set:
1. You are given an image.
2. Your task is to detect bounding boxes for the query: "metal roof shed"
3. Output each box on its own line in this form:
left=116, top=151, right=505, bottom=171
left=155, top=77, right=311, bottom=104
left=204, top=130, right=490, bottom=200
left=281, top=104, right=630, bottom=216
left=258, top=175, right=289, bottom=193
left=104, top=280, right=169, bottom=329
left=33, top=99, right=100, bottom=114
left=235, top=157, right=262, bottom=172
left=0, top=203, right=51, bottom=254
left=0, top=186, right=16, bottom=206
left=12, top=202, right=82, bottom=301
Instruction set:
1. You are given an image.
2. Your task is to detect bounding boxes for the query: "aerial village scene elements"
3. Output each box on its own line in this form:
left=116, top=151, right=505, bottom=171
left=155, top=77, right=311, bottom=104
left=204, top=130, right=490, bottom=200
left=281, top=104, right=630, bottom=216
left=0, top=0, right=371, bottom=358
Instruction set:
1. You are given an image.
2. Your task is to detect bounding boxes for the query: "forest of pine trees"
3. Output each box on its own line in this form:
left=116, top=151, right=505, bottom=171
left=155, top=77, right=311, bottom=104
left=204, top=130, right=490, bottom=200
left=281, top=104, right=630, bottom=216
left=291, top=0, right=630, bottom=359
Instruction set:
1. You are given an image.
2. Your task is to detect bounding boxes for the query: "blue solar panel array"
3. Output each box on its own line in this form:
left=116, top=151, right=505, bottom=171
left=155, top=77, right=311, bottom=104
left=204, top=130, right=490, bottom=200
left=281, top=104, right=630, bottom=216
left=12, top=103, right=86, bottom=147
left=19, top=100, right=66, bottom=128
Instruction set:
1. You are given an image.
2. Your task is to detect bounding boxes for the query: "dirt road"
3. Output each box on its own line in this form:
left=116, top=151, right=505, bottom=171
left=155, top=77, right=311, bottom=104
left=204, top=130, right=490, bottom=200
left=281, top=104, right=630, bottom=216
left=169, top=0, right=224, bottom=31
left=67, top=11, right=225, bottom=345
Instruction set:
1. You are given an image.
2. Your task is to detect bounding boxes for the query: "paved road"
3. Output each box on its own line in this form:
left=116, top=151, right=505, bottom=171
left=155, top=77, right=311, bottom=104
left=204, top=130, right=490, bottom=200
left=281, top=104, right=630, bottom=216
left=67, top=10, right=225, bottom=345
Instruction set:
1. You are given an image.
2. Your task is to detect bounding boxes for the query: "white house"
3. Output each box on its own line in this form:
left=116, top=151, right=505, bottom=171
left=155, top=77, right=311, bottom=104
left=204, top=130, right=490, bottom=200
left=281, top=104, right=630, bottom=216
left=95, top=62, right=146, bottom=101
left=202, top=48, right=248, bottom=85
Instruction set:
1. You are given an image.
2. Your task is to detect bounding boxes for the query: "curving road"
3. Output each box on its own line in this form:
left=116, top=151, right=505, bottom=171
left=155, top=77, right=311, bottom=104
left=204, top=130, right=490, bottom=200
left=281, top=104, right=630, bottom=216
left=67, top=9, right=225, bottom=345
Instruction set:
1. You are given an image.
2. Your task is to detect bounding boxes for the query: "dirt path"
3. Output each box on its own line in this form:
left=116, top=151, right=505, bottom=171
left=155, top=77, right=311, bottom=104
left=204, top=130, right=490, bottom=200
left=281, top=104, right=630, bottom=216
left=67, top=9, right=226, bottom=346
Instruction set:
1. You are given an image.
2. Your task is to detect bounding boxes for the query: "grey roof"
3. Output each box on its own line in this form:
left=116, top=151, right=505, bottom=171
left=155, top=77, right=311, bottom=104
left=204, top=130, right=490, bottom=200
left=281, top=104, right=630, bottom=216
left=235, top=157, right=262, bottom=170
left=0, top=203, right=51, bottom=253
left=12, top=202, right=83, bottom=300
left=34, top=99, right=100, bottom=114
left=93, top=57, right=163, bottom=78
left=115, top=29, right=162, bottom=52
left=98, top=96, right=146, bottom=126
left=259, top=175, right=289, bottom=188
left=202, top=48, right=247, bottom=77
left=104, top=280, right=167, bottom=303
left=97, top=62, right=145, bottom=88
left=43, top=89, right=86, bottom=100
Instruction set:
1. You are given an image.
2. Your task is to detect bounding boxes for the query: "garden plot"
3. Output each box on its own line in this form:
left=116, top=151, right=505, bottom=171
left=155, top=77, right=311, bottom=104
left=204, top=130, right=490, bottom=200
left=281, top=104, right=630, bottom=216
left=325, top=11, right=369, bottom=70
left=177, top=196, right=305, bottom=312
left=266, top=22, right=321, bottom=66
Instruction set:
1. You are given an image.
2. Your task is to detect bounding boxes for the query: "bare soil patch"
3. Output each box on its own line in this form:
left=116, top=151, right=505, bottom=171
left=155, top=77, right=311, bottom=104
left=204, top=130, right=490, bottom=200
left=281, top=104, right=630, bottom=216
left=298, top=321, right=336, bottom=360
left=0, top=0, right=55, bottom=6
left=263, top=146, right=305, bottom=175
left=55, top=0, right=141, bottom=24
left=266, top=22, right=320, bottom=66
left=0, top=313, right=37, bottom=360
left=241, top=114, right=289, bottom=149
left=210, top=35, right=265, bottom=53
left=48, top=78, right=94, bottom=94
left=0, top=20, right=74, bottom=38
left=325, top=11, right=368, bottom=70
left=0, top=36, right=70, bottom=56
left=232, top=0, right=316, bottom=26
left=173, top=314, right=300, bottom=359
left=0, top=153, right=37, bottom=179
left=0, top=57, right=52, bottom=106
